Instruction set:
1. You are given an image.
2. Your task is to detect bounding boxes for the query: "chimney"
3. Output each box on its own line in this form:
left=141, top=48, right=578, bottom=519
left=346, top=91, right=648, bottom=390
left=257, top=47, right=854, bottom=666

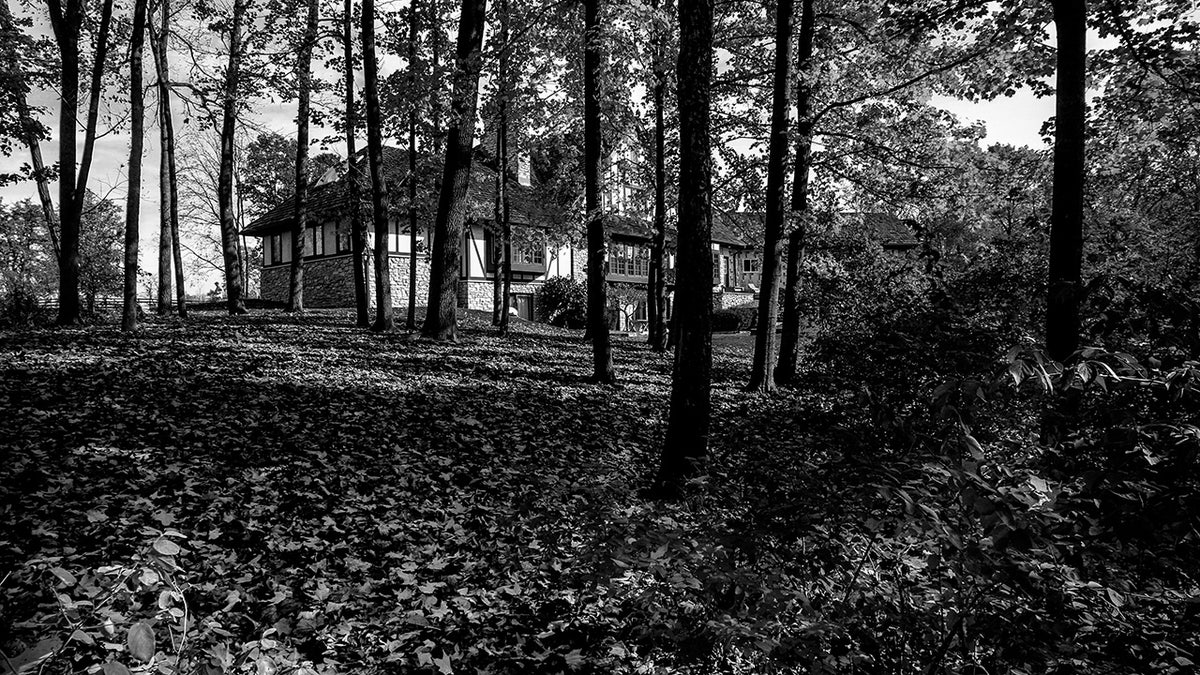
left=517, top=153, right=531, bottom=186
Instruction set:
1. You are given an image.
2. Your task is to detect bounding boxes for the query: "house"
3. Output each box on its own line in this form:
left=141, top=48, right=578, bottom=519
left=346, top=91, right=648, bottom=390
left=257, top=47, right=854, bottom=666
left=242, top=146, right=578, bottom=319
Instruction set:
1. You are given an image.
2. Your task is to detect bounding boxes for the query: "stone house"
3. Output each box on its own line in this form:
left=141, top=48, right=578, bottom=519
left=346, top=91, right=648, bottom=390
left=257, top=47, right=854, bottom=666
left=242, top=146, right=576, bottom=319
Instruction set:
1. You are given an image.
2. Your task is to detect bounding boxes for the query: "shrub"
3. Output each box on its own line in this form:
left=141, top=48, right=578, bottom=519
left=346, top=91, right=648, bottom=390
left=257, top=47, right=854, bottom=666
left=711, top=309, right=743, bottom=332
left=535, top=276, right=587, bottom=328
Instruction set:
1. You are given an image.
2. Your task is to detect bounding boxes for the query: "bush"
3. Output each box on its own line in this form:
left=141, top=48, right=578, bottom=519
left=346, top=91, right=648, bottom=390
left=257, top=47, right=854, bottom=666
left=0, top=288, right=48, bottom=328
left=535, top=276, right=586, bottom=328
left=711, top=309, right=743, bottom=332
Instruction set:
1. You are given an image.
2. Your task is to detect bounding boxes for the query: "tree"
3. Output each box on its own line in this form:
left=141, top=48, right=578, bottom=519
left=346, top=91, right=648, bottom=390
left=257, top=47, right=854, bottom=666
left=646, top=0, right=672, bottom=352
left=363, top=0, right=393, bottom=330
left=123, top=0, right=150, bottom=331
left=1046, top=0, right=1086, bottom=362
left=0, top=0, right=57, bottom=249
left=406, top=0, right=421, bottom=330
left=0, top=199, right=55, bottom=322
left=583, top=0, right=614, bottom=381
left=775, top=0, right=814, bottom=386
left=342, top=0, right=369, bottom=327
left=150, top=0, right=187, bottom=317
left=421, top=0, right=487, bottom=341
left=286, top=0, right=320, bottom=313
left=653, top=0, right=712, bottom=494
left=746, top=0, right=795, bottom=393
left=44, top=0, right=116, bottom=324
left=78, top=191, right=124, bottom=312
left=217, top=0, right=250, bottom=315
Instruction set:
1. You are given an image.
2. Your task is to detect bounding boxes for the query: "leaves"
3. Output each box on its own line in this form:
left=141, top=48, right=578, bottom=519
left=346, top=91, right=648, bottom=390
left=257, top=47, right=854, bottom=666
left=126, top=621, right=156, bottom=662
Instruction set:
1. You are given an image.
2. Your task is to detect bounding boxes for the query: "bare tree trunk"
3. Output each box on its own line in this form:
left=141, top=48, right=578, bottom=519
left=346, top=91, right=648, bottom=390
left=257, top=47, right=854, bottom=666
left=47, top=0, right=115, bottom=324
left=775, top=0, right=814, bottom=386
left=154, top=2, right=172, bottom=315
left=491, top=0, right=510, bottom=333
left=647, top=0, right=668, bottom=352
left=287, top=0, right=319, bottom=313
left=653, top=0, right=712, bottom=495
left=154, top=0, right=187, bottom=319
left=1046, top=0, right=1086, bottom=362
left=123, top=0, right=148, bottom=331
left=747, top=0, right=794, bottom=394
left=343, top=0, right=368, bottom=327
left=584, top=0, right=615, bottom=382
left=421, top=0, right=487, bottom=341
left=363, top=0, right=394, bottom=330
left=218, top=0, right=248, bottom=315
left=407, top=0, right=421, bottom=330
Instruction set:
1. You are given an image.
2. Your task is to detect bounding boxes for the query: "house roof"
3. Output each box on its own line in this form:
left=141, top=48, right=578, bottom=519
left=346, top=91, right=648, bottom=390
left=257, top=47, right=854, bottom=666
left=851, top=212, right=920, bottom=249
left=242, top=146, right=540, bottom=237
left=605, top=210, right=751, bottom=249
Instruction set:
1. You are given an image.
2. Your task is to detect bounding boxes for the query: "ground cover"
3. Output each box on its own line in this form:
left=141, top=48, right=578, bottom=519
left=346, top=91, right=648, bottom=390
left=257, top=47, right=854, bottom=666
left=2, top=310, right=1197, bottom=674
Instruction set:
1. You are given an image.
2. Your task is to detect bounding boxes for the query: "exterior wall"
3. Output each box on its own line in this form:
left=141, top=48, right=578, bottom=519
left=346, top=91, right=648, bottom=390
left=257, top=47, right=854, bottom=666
left=261, top=252, right=431, bottom=309
left=714, top=289, right=755, bottom=310
left=459, top=279, right=542, bottom=313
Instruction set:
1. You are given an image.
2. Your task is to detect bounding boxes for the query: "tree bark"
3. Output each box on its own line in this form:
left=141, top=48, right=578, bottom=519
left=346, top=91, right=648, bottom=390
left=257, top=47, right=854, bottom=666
left=775, top=0, right=815, bottom=386
left=421, top=0, right=487, bottom=341
left=218, top=0, right=249, bottom=315
left=155, top=0, right=187, bottom=319
left=407, top=0, right=420, bottom=330
left=344, top=0, right=369, bottom=327
left=287, top=0, right=320, bottom=313
left=46, top=0, right=115, bottom=324
left=122, top=0, right=148, bottom=331
left=363, top=0, right=393, bottom=330
left=747, top=0, right=794, bottom=394
left=1046, top=0, right=1086, bottom=362
left=584, top=0, right=615, bottom=382
left=647, top=0, right=668, bottom=352
left=653, top=0, right=713, bottom=495
left=492, top=0, right=511, bottom=335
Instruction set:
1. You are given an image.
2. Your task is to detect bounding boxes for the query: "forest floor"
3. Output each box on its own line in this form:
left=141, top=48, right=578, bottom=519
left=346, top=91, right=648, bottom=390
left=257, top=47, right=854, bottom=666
left=2, top=309, right=1195, bottom=674
left=0, top=310, right=832, bottom=675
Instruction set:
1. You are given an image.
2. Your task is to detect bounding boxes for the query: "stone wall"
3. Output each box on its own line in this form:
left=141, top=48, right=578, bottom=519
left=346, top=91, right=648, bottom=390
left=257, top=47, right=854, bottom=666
left=259, top=253, right=432, bottom=309
left=714, top=290, right=756, bottom=310
left=459, top=279, right=543, bottom=313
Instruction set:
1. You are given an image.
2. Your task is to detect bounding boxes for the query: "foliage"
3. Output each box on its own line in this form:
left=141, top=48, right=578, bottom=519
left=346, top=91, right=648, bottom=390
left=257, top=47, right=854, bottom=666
left=710, top=309, right=744, bottom=333
left=534, top=276, right=586, bottom=328
left=0, top=198, right=55, bottom=326
left=2, top=298, right=1199, bottom=674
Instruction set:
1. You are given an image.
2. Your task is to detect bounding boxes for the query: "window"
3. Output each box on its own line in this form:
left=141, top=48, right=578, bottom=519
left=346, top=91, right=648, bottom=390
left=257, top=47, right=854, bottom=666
left=337, top=224, right=351, bottom=253
left=514, top=245, right=545, bottom=266
left=610, top=242, right=649, bottom=277
left=269, top=235, right=282, bottom=265
left=308, top=224, right=325, bottom=257
left=742, top=257, right=760, bottom=273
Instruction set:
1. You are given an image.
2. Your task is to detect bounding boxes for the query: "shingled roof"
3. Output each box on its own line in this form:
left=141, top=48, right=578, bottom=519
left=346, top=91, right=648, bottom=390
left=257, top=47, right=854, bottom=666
left=242, top=146, right=540, bottom=237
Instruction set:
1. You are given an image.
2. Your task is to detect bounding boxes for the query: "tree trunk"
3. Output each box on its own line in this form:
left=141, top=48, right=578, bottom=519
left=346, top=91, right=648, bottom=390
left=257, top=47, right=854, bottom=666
left=218, top=0, right=248, bottom=315
left=775, top=0, right=815, bottom=386
left=1046, top=0, right=1086, bottom=362
left=653, top=0, right=713, bottom=495
left=746, top=0, right=794, bottom=394
left=153, top=0, right=172, bottom=315
left=287, top=0, right=319, bottom=313
left=363, top=0, right=394, bottom=330
left=647, top=0, right=668, bottom=352
left=584, top=0, right=615, bottom=382
left=492, top=0, right=511, bottom=334
left=47, top=0, right=114, bottom=324
left=154, top=0, right=187, bottom=319
left=406, top=0, right=420, bottom=330
left=122, top=0, right=148, bottom=332
left=344, top=0, right=368, bottom=327
left=421, top=0, right=487, bottom=341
